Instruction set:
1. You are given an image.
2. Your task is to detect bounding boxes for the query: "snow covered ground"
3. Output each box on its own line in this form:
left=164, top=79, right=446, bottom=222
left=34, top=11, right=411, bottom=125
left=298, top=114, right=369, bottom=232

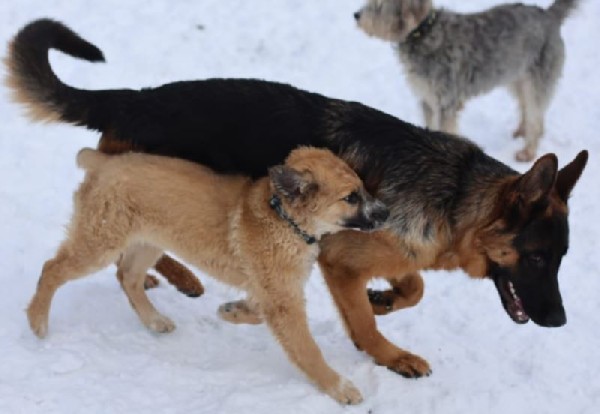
left=1, top=1, right=598, bottom=413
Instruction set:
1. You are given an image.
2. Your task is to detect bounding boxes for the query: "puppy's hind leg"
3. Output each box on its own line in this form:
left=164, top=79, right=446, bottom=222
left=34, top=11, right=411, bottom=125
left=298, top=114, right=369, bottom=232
left=255, top=284, right=362, bottom=404
left=117, top=244, right=176, bottom=333
left=28, top=243, right=120, bottom=338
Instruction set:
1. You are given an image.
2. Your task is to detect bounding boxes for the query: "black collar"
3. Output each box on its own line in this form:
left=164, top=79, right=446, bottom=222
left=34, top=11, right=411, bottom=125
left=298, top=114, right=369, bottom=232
left=406, top=10, right=438, bottom=42
left=269, top=194, right=317, bottom=245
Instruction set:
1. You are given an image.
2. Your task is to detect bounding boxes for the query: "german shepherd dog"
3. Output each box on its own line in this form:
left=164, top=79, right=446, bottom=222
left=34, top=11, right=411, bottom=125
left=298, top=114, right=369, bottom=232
left=28, top=147, right=386, bottom=403
left=6, top=19, right=588, bottom=378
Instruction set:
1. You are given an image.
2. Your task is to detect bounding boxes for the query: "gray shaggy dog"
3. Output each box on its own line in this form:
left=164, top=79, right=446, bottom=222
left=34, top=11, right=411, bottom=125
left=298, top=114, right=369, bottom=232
left=354, top=0, right=580, bottom=162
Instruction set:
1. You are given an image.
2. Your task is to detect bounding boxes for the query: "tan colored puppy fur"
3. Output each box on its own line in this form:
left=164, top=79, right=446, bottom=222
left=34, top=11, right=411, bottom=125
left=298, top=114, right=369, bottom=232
left=27, top=147, right=390, bottom=404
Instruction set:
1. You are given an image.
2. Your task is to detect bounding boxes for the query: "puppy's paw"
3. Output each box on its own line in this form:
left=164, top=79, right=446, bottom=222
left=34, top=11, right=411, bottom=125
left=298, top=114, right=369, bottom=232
left=326, top=379, right=363, bottom=405
left=387, top=352, right=431, bottom=379
left=147, top=314, right=176, bottom=333
left=27, top=301, right=49, bottom=338
left=28, top=315, right=48, bottom=339
left=516, top=148, right=535, bottom=162
left=218, top=301, right=263, bottom=325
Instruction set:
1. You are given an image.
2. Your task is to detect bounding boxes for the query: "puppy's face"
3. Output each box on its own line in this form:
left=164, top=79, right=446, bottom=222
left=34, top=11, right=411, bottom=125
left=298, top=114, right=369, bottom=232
left=354, top=0, right=431, bottom=42
left=269, top=148, right=389, bottom=236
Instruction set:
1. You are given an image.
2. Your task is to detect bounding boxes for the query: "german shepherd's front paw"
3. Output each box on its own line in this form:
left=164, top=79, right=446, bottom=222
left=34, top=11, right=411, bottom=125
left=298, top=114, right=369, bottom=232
left=387, top=353, right=431, bottom=379
left=325, top=379, right=363, bottom=405
left=368, top=288, right=398, bottom=315
left=368, top=273, right=424, bottom=315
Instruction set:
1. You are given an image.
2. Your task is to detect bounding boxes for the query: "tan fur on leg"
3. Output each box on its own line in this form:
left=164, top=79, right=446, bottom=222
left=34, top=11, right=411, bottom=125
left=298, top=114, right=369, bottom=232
left=117, top=245, right=175, bottom=333
left=256, top=285, right=362, bottom=404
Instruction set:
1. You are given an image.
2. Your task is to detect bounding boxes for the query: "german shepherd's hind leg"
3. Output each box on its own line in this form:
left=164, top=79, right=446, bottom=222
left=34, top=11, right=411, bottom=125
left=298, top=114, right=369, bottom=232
left=132, top=256, right=205, bottom=296
left=255, top=285, right=362, bottom=404
left=117, top=245, right=175, bottom=333
left=151, top=254, right=205, bottom=297
left=368, top=272, right=425, bottom=316
left=218, top=298, right=263, bottom=325
left=27, top=244, right=120, bottom=338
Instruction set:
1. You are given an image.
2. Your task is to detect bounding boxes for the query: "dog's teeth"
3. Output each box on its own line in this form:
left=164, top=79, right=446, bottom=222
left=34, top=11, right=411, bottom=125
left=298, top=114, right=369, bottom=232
left=508, top=282, right=517, bottom=297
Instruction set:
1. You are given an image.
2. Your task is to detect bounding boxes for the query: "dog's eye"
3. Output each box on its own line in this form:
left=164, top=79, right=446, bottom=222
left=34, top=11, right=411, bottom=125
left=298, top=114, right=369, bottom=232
left=342, top=191, right=360, bottom=205
left=528, top=253, right=546, bottom=268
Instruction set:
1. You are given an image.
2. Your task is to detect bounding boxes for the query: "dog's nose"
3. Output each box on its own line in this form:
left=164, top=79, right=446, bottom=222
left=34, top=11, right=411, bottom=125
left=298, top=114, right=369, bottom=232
left=542, top=309, right=566, bottom=327
left=354, top=11, right=361, bottom=21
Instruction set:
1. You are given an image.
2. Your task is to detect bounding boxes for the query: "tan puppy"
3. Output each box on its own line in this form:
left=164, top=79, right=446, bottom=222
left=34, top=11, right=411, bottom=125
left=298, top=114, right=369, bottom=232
left=26, top=147, right=389, bottom=404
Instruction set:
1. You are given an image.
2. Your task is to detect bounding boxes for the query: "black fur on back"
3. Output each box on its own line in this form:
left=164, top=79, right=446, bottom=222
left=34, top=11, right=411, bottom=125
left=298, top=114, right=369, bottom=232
left=7, top=19, right=517, bottom=240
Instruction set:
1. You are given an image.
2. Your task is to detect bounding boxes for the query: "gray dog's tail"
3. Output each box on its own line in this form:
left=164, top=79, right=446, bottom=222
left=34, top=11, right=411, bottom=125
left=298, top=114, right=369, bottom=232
left=548, top=0, right=580, bottom=22
left=4, top=19, right=110, bottom=129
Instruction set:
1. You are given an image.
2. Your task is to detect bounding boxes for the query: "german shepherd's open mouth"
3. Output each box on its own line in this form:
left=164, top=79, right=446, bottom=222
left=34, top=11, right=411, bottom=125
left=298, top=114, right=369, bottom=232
left=494, top=275, right=530, bottom=324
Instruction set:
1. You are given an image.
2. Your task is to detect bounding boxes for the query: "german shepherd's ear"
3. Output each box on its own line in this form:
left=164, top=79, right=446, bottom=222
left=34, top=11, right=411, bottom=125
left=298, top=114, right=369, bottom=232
left=268, top=165, right=317, bottom=201
left=555, top=150, right=588, bottom=202
left=514, top=154, right=558, bottom=205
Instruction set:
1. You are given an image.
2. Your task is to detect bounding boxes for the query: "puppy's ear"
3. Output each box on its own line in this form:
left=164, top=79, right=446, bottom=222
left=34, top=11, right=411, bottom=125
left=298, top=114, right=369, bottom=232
left=555, top=150, right=588, bottom=202
left=514, top=153, right=558, bottom=205
left=269, top=165, right=318, bottom=201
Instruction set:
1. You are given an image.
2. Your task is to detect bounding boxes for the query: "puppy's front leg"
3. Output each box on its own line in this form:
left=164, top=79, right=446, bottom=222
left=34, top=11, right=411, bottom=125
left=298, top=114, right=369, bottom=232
left=256, top=285, right=362, bottom=405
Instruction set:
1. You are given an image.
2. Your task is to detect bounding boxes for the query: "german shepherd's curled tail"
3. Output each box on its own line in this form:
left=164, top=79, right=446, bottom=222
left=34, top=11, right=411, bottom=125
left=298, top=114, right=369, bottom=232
left=6, top=19, right=206, bottom=298
left=5, top=19, right=108, bottom=126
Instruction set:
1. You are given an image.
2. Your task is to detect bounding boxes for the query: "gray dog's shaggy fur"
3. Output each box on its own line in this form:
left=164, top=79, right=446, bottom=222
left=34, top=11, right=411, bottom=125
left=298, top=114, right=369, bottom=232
left=354, top=0, right=580, bottom=161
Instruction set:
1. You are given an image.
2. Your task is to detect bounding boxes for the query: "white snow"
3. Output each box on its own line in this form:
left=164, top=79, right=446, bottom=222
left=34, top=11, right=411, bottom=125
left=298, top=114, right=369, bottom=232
left=0, top=1, right=598, bottom=413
